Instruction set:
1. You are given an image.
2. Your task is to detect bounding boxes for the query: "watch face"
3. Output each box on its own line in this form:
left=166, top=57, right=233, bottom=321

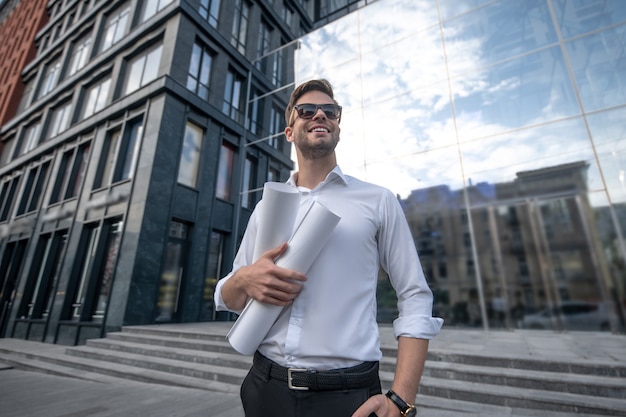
left=405, top=407, right=417, bottom=417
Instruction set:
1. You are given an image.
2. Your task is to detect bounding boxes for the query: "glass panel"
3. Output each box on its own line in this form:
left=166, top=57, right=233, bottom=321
left=67, top=143, right=91, bottom=199
left=178, top=122, right=203, bottom=188
left=156, top=221, right=188, bottom=321
left=453, top=47, right=579, bottom=140
left=98, top=129, right=121, bottom=188
left=552, top=0, right=626, bottom=39
left=587, top=107, right=626, bottom=206
left=68, top=35, right=91, bottom=76
left=443, top=0, right=557, bottom=72
left=565, top=24, right=626, bottom=112
left=72, top=226, right=100, bottom=319
left=459, top=118, right=603, bottom=194
left=439, top=0, right=494, bottom=21
left=101, top=5, right=130, bottom=51
left=119, top=119, right=143, bottom=181
left=93, top=221, right=123, bottom=318
left=216, top=143, right=234, bottom=201
left=202, top=231, right=223, bottom=320
left=43, top=232, right=68, bottom=317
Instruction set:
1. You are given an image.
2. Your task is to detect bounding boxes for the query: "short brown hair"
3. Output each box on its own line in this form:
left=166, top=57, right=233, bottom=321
left=285, top=79, right=338, bottom=126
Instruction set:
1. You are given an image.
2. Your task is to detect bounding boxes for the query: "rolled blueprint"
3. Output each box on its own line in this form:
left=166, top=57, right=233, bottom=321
left=227, top=201, right=341, bottom=355
left=252, top=182, right=301, bottom=261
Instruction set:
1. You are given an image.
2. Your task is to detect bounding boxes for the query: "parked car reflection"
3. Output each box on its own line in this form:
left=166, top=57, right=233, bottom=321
left=521, top=301, right=615, bottom=331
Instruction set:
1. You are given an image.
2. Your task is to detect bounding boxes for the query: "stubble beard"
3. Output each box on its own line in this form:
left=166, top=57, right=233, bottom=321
left=294, top=129, right=340, bottom=161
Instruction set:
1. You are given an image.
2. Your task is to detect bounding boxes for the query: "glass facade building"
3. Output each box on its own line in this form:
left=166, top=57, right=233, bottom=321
left=293, top=0, right=626, bottom=332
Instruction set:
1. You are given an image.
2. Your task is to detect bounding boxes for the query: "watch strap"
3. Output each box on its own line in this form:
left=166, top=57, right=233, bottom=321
left=385, top=389, right=416, bottom=416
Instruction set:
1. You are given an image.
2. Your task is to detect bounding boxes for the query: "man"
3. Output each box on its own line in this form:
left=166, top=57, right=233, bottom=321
left=215, top=79, right=443, bottom=417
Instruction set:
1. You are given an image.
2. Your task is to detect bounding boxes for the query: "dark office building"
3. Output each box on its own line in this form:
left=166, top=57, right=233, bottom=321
left=0, top=0, right=374, bottom=345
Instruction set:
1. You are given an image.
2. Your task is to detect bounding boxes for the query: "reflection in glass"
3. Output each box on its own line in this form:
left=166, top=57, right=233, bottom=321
left=566, top=24, right=626, bottom=112
left=293, top=0, right=626, bottom=332
left=552, top=0, right=626, bottom=39
left=443, top=0, right=557, bottom=71
left=453, top=47, right=579, bottom=140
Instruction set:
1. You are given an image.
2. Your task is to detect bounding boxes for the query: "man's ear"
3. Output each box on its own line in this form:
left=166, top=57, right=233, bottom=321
left=284, top=126, right=294, bottom=143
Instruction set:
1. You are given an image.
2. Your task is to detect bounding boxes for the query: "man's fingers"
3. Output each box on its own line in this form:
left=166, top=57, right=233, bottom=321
left=352, top=395, right=386, bottom=417
left=263, top=242, right=289, bottom=260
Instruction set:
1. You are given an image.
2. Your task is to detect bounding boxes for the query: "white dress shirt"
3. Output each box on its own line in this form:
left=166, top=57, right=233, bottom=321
left=215, top=166, right=443, bottom=370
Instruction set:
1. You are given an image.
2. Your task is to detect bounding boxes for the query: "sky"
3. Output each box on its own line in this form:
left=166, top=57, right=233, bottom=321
left=287, top=0, right=626, bottom=207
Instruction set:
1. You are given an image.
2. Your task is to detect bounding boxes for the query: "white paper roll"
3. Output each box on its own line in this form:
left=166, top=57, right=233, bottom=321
left=227, top=201, right=341, bottom=355
left=253, top=182, right=301, bottom=261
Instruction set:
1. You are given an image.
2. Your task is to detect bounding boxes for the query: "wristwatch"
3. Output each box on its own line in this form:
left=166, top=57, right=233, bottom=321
left=385, top=389, right=417, bottom=417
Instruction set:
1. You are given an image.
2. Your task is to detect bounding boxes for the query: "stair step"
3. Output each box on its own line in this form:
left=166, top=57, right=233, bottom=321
left=417, top=375, right=626, bottom=416
left=421, top=360, right=626, bottom=398
left=65, top=345, right=247, bottom=387
left=121, top=323, right=231, bottom=341
left=0, top=340, right=240, bottom=393
left=105, top=331, right=237, bottom=354
left=424, top=350, right=626, bottom=377
left=83, top=337, right=252, bottom=370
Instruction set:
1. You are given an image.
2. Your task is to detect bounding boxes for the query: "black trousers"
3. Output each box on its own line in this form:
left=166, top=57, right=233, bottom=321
left=240, top=364, right=382, bottom=417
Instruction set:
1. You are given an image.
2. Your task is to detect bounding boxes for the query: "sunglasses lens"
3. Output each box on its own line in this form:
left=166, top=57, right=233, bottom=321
left=321, top=105, right=340, bottom=119
left=297, top=105, right=318, bottom=119
left=296, top=104, right=341, bottom=120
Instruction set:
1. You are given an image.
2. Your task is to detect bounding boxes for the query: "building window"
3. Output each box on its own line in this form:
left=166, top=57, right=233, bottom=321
left=272, top=44, right=284, bottom=85
left=230, top=0, right=249, bottom=54
left=268, top=166, right=280, bottom=182
left=222, top=69, right=243, bottom=121
left=247, top=90, right=261, bottom=135
left=17, top=79, right=36, bottom=114
left=50, top=142, right=91, bottom=204
left=20, top=121, right=42, bottom=155
left=202, top=230, right=224, bottom=320
left=71, top=224, right=99, bottom=319
left=82, top=77, right=111, bottom=119
left=100, top=4, right=130, bottom=52
left=0, top=136, right=16, bottom=166
left=95, top=118, right=143, bottom=188
left=156, top=220, right=190, bottom=322
left=38, top=59, right=62, bottom=99
left=178, top=121, right=203, bottom=188
left=282, top=5, right=294, bottom=29
left=199, top=0, right=221, bottom=28
left=70, top=220, right=123, bottom=320
left=16, top=162, right=50, bottom=216
left=141, top=0, right=174, bottom=22
left=19, top=231, right=68, bottom=319
left=216, top=142, right=235, bottom=201
left=67, top=34, right=92, bottom=76
left=269, top=105, right=284, bottom=150
left=47, top=102, right=73, bottom=139
left=242, top=155, right=256, bottom=209
left=187, top=42, right=213, bottom=100
left=0, top=177, right=21, bottom=222
left=256, top=20, right=272, bottom=72
left=123, top=43, right=163, bottom=95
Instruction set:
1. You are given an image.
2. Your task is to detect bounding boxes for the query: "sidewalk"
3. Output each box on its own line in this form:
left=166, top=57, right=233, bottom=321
left=1, top=327, right=625, bottom=417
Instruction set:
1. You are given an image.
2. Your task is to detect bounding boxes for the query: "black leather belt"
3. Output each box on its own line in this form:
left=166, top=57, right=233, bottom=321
left=252, top=351, right=379, bottom=391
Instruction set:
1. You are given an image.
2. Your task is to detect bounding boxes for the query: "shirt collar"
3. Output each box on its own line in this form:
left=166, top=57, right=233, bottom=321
left=287, top=165, right=349, bottom=189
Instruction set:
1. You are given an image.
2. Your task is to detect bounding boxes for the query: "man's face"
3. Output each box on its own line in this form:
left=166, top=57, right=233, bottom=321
left=285, top=90, right=341, bottom=161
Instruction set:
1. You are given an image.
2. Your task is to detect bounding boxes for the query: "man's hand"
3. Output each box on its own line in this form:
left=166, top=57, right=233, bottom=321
left=351, top=394, right=400, bottom=417
left=221, top=243, right=307, bottom=310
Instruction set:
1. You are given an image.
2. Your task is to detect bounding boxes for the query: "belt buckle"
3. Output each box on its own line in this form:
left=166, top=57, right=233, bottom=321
left=287, top=368, right=311, bottom=391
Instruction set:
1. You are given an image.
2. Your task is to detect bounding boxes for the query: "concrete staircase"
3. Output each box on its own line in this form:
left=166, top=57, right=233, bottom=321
left=1, top=323, right=625, bottom=416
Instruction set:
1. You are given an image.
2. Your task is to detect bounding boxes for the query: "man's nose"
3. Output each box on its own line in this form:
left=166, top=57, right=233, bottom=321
left=312, top=107, right=327, bottom=119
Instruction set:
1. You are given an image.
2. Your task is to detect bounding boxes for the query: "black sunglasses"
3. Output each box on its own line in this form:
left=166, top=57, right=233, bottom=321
left=293, top=103, right=342, bottom=120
